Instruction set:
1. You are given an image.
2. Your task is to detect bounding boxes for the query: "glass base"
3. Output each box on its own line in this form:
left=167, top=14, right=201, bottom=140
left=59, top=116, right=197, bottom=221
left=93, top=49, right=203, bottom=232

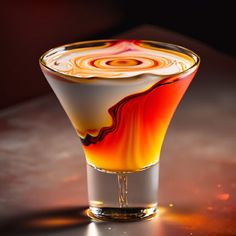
left=88, top=206, right=157, bottom=222
left=87, top=163, right=159, bottom=221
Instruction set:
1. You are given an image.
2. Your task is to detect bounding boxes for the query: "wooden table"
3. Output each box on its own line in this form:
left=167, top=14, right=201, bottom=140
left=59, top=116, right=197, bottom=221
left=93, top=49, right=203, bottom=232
left=0, top=25, right=235, bottom=236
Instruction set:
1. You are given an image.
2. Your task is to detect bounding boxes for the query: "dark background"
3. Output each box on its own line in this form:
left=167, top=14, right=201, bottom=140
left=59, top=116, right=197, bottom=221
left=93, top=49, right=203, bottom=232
left=1, top=0, right=235, bottom=109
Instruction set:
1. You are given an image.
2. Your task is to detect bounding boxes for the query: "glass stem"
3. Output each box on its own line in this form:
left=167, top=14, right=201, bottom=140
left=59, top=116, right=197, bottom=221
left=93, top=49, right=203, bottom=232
left=117, top=174, right=128, bottom=208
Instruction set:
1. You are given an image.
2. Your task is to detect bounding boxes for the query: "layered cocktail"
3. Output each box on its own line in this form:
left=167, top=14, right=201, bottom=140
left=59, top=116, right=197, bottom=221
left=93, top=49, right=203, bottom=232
left=40, top=40, right=200, bottom=221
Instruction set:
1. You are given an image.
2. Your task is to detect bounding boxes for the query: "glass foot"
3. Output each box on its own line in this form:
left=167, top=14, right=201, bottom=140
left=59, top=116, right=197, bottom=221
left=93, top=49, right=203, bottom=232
left=88, top=206, right=157, bottom=221
left=87, top=163, right=159, bottom=221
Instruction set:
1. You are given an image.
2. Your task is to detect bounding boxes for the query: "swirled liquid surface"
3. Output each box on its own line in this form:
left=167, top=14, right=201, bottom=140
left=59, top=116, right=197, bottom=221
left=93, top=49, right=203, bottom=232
left=44, top=40, right=194, bottom=79
left=42, top=40, right=198, bottom=172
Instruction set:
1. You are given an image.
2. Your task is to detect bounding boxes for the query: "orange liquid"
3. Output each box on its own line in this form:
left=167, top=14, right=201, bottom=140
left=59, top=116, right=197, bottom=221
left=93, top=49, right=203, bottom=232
left=82, top=72, right=196, bottom=172
left=41, top=40, right=199, bottom=173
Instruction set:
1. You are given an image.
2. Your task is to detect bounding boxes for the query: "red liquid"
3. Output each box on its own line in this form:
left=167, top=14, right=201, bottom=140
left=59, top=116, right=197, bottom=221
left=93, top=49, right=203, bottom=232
left=82, top=71, right=196, bottom=172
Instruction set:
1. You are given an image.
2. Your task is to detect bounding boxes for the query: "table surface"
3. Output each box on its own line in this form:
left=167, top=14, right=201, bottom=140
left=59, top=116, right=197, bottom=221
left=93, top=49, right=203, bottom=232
left=0, top=25, right=236, bottom=236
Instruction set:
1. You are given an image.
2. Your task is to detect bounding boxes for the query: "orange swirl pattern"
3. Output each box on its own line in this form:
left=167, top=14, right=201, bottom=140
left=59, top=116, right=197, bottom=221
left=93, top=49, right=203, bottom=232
left=45, top=40, right=194, bottom=79
left=42, top=40, right=198, bottom=172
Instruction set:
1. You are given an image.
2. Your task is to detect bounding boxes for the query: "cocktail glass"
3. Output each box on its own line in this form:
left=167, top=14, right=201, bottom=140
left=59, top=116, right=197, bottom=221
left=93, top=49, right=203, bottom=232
left=39, top=39, right=200, bottom=221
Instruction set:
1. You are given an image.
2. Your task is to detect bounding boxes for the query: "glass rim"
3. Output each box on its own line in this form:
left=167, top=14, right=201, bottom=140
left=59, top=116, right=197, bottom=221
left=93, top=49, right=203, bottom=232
left=39, top=39, right=200, bottom=81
